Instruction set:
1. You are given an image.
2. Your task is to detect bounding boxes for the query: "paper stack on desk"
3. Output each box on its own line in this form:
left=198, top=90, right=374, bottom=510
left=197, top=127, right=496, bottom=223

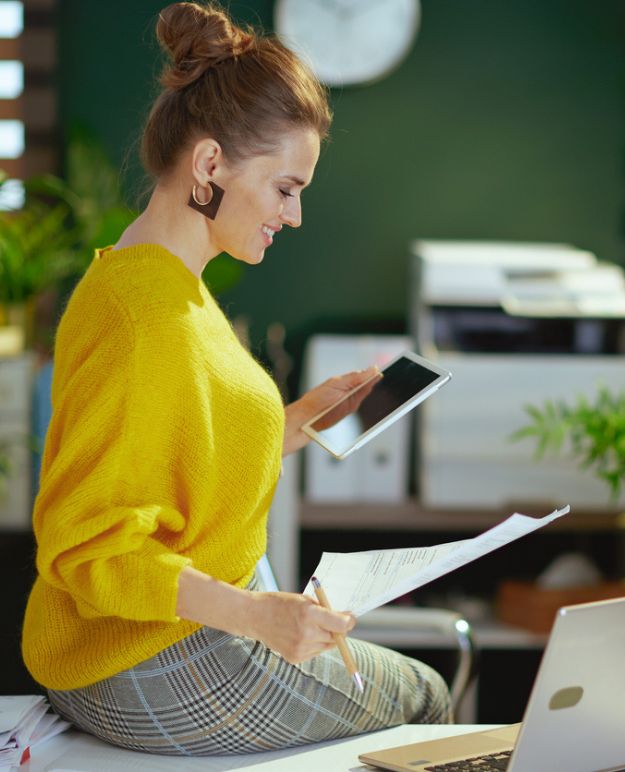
left=304, top=506, right=569, bottom=616
left=0, top=695, right=70, bottom=770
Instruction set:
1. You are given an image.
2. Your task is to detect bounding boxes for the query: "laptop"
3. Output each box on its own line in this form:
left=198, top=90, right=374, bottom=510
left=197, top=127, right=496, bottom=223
left=359, top=596, right=625, bottom=772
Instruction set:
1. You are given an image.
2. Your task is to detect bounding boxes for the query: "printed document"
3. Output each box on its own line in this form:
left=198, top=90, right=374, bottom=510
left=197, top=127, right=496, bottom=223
left=303, top=506, right=569, bottom=616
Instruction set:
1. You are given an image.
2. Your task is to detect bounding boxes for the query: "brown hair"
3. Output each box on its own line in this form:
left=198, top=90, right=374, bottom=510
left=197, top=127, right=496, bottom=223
left=140, top=2, right=332, bottom=178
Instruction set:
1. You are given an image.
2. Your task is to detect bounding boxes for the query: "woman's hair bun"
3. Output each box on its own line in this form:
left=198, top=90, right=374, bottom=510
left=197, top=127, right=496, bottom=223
left=142, top=0, right=331, bottom=177
left=157, top=2, right=255, bottom=89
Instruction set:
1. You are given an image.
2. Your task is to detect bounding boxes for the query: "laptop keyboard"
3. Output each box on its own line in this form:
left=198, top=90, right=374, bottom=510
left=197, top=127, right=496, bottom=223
left=423, top=750, right=512, bottom=771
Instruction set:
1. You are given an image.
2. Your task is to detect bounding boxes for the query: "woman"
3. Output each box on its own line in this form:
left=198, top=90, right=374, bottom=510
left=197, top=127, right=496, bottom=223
left=22, top=1, right=451, bottom=756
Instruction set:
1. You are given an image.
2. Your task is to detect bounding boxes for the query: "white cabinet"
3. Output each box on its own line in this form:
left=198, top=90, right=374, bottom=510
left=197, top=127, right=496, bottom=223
left=419, top=353, right=625, bottom=510
left=0, top=354, right=35, bottom=529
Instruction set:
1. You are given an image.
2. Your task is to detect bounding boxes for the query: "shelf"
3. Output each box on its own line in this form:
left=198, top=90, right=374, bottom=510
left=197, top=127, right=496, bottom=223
left=352, top=618, right=547, bottom=651
left=300, top=499, right=625, bottom=532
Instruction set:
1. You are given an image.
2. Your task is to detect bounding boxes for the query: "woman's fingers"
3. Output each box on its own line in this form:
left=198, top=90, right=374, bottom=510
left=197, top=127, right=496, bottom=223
left=309, top=603, right=356, bottom=635
left=334, top=365, right=380, bottom=392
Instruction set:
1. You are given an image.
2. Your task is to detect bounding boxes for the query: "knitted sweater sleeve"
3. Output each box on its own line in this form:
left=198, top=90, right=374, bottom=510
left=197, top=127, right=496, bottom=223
left=33, top=289, right=195, bottom=623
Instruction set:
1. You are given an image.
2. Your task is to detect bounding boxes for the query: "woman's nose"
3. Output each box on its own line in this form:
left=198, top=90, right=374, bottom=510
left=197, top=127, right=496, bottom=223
left=281, top=197, right=302, bottom=228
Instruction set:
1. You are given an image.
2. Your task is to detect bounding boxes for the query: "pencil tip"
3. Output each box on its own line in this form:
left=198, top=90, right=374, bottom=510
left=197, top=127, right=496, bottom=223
left=353, top=672, right=364, bottom=692
left=311, top=576, right=320, bottom=588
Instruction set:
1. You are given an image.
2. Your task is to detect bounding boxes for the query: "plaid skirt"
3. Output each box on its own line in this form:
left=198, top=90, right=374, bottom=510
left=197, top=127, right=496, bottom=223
left=48, top=608, right=451, bottom=756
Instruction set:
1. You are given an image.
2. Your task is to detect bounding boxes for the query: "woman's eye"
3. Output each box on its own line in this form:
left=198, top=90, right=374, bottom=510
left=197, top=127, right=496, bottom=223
left=279, top=189, right=294, bottom=198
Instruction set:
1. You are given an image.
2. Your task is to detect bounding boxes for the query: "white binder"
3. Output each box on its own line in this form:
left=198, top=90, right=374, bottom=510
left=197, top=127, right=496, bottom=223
left=303, top=334, right=412, bottom=503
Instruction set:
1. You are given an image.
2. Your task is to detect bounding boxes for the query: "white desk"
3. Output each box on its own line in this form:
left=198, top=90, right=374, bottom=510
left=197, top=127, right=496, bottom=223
left=23, top=724, right=498, bottom=771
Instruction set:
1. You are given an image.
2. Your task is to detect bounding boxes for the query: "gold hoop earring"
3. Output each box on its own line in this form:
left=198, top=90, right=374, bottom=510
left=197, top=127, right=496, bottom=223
left=192, top=184, right=213, bottom=206
left=188, top=181, right=225, bottom=220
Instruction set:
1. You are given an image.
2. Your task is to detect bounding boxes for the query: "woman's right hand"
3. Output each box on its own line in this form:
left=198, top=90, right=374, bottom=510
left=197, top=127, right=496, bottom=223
left=176, top=567, right=355, bottom=664
left=246, top=590, right=356, bottom=664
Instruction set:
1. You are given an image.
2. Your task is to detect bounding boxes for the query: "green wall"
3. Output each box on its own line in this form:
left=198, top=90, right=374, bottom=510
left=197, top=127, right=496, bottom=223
left=58, top=0, right=625, bottom=353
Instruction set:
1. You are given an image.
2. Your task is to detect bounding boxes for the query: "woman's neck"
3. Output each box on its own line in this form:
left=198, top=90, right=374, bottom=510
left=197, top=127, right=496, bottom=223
left=114, top=183, right=220, bottom=278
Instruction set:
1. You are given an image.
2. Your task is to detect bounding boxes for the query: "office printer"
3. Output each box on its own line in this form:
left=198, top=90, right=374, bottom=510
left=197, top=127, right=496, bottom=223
left=411, top=240, right=625, bottom=510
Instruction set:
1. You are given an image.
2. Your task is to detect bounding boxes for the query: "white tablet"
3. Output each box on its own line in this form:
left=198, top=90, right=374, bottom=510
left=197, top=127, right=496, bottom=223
left=301, top=351, right=451, bottom=460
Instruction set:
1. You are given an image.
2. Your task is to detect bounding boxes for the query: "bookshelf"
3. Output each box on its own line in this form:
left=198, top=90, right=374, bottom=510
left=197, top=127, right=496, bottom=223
left=300, top=498, right=625, bottom=533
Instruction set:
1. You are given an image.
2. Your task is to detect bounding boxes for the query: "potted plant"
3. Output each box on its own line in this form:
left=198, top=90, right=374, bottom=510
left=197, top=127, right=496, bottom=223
left=497, top=386, right=625, bottom=632
left=25, top=129, right=136, bottom=272
left=0, top=172, right=79, bottom=349
left=512, top=385, right=625, bottom=502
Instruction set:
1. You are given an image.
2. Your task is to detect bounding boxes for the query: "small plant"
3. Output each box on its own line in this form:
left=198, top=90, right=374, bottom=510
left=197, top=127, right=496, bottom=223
left=23, top=128, right=138, bottom=276
left=0, top=440, right=11, bottom=499
left=0, top=172, right=78, bottom=308
left=512, top=386, right=625, bottom=501
left=0, top=129, right=128, bottom=323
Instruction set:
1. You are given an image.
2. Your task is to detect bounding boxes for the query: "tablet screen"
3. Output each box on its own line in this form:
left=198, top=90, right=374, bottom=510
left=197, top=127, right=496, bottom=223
left=307, top=354, right=446, bottom=458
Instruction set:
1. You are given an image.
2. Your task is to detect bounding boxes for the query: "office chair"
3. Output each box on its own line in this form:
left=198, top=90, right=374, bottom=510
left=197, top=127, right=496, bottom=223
left=352, top=605, right=476, bottom=718
left=256, top=555, right=477, bottom=719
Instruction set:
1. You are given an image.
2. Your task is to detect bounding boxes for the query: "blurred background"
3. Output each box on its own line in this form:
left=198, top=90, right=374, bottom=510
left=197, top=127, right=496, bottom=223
left=5, top=0, right=625, bottom=354
left=2, top=0, right=625, bottom=723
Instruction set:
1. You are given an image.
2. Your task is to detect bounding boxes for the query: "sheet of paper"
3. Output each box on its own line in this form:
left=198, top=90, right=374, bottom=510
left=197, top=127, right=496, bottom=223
left=303, top=506, right=570, bottom=616
left=0, top=695, right=45, bottom=735
left=0, top=694, right=70, bottom=768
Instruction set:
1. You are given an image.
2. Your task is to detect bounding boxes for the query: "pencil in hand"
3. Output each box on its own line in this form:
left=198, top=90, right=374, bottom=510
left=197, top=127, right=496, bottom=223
left=311, top=576, right=364, bottom=692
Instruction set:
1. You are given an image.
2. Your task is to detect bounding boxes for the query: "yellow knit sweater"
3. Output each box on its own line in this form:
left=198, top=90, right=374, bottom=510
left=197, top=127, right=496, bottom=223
left=22, top=244, right=285, bottom=690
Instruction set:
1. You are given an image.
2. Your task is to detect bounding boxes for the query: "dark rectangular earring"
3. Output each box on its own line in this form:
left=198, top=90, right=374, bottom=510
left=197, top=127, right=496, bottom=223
left=188, top=181, right=225, bottom=220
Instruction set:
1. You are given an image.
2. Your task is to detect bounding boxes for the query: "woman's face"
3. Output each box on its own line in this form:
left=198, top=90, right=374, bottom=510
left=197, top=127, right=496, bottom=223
left=209, top=128, right=321, bottom=265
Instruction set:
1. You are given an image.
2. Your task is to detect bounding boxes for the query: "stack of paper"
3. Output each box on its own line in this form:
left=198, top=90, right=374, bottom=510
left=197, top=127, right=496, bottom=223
left=0, top=695, right=70, bottom=770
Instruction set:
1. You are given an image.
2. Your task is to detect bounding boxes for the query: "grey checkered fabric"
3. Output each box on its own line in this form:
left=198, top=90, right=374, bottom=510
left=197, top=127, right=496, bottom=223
left=48, top=623, right=451, bottom=756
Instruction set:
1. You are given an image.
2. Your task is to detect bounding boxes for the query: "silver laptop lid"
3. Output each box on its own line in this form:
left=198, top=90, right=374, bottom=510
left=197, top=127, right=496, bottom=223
left=510, top=595, right=625, bottom=772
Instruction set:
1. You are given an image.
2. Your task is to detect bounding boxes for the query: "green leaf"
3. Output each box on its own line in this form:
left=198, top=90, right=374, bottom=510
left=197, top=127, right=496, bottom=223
left=513, top=385, right=625, bottom=502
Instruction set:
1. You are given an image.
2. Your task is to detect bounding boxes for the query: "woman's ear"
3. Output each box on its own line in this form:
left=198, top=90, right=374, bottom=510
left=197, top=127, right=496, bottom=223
left=191, top=137, right=223, bottom=183
left=188, top=138, right=227, bottom=220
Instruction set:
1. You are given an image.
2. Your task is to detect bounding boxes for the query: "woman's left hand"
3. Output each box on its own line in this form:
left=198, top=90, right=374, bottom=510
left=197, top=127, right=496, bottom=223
left=283, top=365, right=380, bottom=456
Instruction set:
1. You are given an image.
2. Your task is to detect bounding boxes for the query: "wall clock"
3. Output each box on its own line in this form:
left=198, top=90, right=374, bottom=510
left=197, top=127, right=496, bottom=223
left=275, top=0, right=421, bottom=87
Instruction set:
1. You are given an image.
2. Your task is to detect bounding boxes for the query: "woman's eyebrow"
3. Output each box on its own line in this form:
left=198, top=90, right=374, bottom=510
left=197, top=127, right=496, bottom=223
left=281, top=175, right=308, bottom=187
